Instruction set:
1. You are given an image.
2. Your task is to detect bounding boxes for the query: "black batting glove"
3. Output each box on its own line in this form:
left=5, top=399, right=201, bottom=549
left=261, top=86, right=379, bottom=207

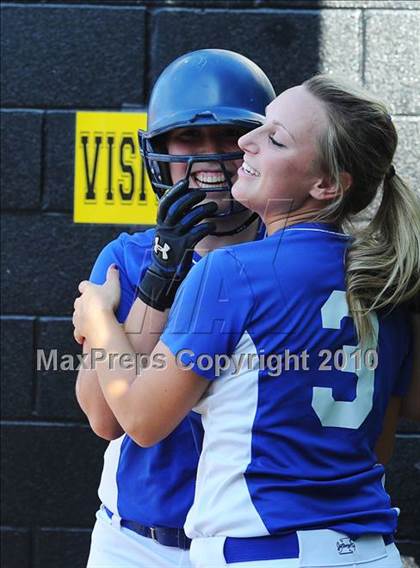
left=137, top=179, right=217, bottom=311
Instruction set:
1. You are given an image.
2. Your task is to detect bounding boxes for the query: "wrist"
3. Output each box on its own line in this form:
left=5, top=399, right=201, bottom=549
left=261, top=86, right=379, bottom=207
left=137, top=267, right=184, bottom=311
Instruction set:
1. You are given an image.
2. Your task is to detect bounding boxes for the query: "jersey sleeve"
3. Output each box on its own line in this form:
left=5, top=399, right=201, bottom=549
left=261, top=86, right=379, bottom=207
left=89, top=235, right=136, bottom=324
left=161, top=248, right=255, bottom=381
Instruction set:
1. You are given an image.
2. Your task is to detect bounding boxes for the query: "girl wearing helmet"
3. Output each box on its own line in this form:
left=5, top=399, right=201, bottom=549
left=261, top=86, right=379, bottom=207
left=75, top=49, right=275, bottom=567
left=74, top=75, right=418, bottom=567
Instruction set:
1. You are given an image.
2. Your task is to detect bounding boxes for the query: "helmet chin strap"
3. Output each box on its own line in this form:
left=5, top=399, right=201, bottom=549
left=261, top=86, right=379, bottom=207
left=210, top=211, right=259, bottom=237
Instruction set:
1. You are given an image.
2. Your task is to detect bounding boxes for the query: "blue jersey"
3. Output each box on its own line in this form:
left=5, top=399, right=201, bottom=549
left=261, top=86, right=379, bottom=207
left=90, top=228, right=201, bottom=528
left=161, top=222, right=412, bottom=539
left=90, top=223, right=266, bottom=527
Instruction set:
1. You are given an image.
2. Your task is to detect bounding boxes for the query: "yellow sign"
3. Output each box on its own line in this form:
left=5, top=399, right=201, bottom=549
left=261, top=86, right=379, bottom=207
left=74, top=112, right=157, bottom=225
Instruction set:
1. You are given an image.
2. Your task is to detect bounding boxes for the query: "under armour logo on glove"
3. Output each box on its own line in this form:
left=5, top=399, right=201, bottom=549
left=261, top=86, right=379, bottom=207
left=154, top=237, right=171, bottom=260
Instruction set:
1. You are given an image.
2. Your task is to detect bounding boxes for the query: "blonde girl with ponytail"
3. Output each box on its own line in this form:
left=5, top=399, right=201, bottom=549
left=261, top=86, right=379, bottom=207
left=303, top=76, right=420, bottom=465
left=73, top=75, right=419, bottom=568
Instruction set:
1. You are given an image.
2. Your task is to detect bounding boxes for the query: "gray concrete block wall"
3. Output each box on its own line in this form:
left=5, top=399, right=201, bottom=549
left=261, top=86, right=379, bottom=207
left=387, top=438, right=420, bottom=541
left=1, top=2, right=419, bottom=567
left=44, top=112, right=77, bottom=212
left=0, top=111, right=43, bottom=210
left=364, top=10, right=420, bottom=114
left=0, top=528, right=31, bottom=568
left=35, top=319, right=87, bottom=420
left=1, top=213, right=125, bottom=315
left=1, top=5, right=147, bottom=107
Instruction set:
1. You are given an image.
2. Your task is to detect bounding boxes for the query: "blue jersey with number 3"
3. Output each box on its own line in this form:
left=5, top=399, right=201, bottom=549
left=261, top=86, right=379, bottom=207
left=161, top=222, right=412, bottom=539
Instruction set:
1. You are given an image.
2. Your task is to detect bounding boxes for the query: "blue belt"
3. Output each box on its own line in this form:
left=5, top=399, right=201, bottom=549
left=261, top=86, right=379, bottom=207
left=103, top=505, right=191, bottom=550
left=223, top=532, right=395, bottom=564
left=224, top=532, right=299, bottom=563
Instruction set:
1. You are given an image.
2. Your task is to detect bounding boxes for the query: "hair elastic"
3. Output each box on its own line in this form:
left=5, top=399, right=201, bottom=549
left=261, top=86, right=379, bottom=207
left=385, top=165, right=396, bottom=180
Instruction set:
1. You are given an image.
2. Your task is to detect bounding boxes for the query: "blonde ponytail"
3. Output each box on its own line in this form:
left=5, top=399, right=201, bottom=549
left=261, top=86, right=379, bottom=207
left=346, top=172, right=420, bottom=342
left=304, top=75, right=420, bottom=344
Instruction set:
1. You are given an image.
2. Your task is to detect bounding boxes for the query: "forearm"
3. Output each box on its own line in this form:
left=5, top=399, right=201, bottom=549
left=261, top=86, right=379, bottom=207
left=88, top=316, right=207, bottom=447
left=76, top=290, right=170, bottom=437
left=75, top=340, right=124, bottom=440
left=87, top=309, right=150, bottom=433
left=123, top=297, right=169, bottom=355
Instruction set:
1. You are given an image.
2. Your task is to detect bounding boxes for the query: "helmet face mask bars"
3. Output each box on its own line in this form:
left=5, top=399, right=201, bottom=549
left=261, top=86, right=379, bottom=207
left=139, top=49, right=275, bottom=236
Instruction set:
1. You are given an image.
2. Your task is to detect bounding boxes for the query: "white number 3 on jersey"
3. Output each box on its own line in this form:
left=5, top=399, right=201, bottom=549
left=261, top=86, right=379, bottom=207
left=312, top=290, right=379, bottom=429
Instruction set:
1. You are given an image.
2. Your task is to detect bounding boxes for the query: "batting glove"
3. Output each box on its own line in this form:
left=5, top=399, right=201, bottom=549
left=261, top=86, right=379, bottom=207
left=137, top=179, right=217, bottom=311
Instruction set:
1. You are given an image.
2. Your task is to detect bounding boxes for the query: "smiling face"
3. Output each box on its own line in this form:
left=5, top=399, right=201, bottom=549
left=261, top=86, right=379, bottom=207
left=232, top=85, right=330, bottom=223
left=164, top=125, right=245, bottom=211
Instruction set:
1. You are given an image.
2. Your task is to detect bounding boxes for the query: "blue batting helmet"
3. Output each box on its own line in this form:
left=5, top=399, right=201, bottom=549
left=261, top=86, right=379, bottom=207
left=138, top=49, right=275, bottom=234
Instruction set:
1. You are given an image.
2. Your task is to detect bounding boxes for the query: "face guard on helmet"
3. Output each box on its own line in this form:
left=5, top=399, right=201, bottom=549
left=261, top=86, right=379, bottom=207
left=139, top=49, right=275, bottom=236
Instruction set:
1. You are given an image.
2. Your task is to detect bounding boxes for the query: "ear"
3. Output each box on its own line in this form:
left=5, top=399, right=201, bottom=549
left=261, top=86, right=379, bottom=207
left=309, top=171, right=352, bottom=201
